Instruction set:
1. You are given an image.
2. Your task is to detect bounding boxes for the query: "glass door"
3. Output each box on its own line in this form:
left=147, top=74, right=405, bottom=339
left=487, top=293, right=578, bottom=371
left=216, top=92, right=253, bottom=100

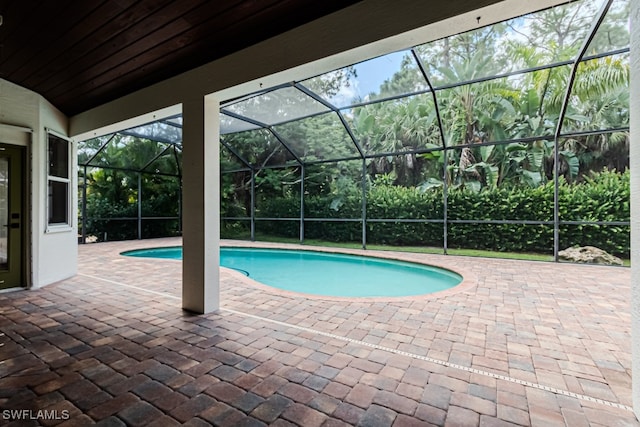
left=0, top=144, right=24, bottom=289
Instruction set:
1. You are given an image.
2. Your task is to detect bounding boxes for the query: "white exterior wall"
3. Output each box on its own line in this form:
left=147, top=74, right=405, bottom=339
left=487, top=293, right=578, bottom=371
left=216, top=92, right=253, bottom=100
left=37, top=97, right=77, bottom=287
left=0, top=79, right=76, bottom=289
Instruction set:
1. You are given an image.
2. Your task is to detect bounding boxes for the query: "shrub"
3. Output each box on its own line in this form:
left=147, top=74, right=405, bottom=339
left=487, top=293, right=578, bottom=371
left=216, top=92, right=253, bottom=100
left=256, top=170, right=629, bottom=257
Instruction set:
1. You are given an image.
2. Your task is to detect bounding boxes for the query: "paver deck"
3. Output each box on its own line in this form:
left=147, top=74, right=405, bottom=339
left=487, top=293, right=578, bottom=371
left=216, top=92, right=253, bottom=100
left=0, top=237, right=637, bottom=426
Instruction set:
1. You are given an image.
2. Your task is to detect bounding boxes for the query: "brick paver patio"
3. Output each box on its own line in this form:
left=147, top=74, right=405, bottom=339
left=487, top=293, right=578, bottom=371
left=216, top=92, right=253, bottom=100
left=0, top=237, right=637, bottom=426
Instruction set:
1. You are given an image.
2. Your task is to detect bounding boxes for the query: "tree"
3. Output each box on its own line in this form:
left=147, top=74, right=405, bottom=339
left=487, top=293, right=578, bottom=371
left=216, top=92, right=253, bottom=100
left=81, top=134, right=181, bottom=241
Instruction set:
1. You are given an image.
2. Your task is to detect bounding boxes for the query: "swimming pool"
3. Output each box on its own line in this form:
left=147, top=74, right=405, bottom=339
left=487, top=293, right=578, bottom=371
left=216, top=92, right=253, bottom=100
left=122, top=246, right=462, bottom=297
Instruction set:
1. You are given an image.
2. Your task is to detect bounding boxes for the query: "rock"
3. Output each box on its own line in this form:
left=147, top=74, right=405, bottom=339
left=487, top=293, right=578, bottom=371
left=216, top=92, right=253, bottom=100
left=558, top=246, right=623, bottom=266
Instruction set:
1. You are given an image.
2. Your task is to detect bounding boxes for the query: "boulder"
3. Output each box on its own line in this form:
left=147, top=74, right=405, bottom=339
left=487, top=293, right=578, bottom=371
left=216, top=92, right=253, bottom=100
left=558, top=246, right=623, bottom=266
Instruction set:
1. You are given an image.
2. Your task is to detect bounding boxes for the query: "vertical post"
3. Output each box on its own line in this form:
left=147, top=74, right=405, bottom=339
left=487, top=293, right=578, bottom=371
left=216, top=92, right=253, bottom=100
left=175, top=145, right=183, bottom=236
left=137, top=172, right=142, bottom=240
left=82, top=165, right=87, bottom=244
left=181, top=95, right=220, bottom=314
left=552, top=0, right=612, bottom=261
left=178, top=178, right=182, bottom=235
left=300, top=165, right=305, bottom=244
left=361, top=158, right=367, bottom=249
left=553, top=141, right=560, bottom=260
left=630, top=0, right=640, bottom=417
left=413, top=47, right=448, bottom=255
left=250, top=168, right=256, bottom=241
left=443, top=150, right=448, bottom=255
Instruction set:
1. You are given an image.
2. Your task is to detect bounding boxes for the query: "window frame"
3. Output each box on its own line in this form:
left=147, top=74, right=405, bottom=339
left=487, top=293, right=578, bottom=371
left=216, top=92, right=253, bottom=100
left=46, top=129, right=73, bottom=232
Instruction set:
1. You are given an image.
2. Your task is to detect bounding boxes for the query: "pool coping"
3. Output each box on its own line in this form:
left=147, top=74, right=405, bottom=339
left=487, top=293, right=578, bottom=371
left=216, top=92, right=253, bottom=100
left=119, top=240, right=478, bottom=302
left=223, top=243, right=478, bottom=302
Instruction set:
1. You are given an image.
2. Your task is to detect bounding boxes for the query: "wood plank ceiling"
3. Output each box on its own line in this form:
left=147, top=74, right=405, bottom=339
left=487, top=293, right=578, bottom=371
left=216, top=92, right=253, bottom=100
left=0, top=0, right=361, bottom=116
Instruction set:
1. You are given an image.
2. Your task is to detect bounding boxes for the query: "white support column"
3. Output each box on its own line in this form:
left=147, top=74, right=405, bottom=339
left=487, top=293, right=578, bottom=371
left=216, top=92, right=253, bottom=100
left=181, top=95, right=220, bottom=314
left=631, top=0, right=640, bottom=418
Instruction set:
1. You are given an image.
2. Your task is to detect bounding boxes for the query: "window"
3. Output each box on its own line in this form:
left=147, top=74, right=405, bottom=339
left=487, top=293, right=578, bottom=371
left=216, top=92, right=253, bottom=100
left=47, top=132, right=71, bottom=228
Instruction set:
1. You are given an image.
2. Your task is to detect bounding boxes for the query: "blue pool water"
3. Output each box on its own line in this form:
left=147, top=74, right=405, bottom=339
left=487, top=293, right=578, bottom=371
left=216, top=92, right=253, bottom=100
left=122, top=247, right=462, bottom=297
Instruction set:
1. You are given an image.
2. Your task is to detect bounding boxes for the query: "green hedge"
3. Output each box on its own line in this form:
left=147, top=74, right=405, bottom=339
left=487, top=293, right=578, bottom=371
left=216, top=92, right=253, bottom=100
left=252, top=170, right=629, bottom=257
left=83, top=196, right=181, bottom=242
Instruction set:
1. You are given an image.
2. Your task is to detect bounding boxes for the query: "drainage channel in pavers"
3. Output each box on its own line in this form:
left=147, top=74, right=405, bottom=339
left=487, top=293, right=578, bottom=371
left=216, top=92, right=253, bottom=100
left=77, top=272, right=634, bottom=413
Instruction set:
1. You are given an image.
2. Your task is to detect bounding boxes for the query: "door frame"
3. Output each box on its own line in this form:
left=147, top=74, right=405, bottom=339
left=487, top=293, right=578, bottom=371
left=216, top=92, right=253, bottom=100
left=0, top=129, right=31, bottom=291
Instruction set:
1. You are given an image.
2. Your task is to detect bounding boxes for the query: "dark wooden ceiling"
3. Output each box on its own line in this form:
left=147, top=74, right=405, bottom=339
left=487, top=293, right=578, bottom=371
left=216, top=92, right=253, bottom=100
left=0, top=0, right=361, bottom=116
